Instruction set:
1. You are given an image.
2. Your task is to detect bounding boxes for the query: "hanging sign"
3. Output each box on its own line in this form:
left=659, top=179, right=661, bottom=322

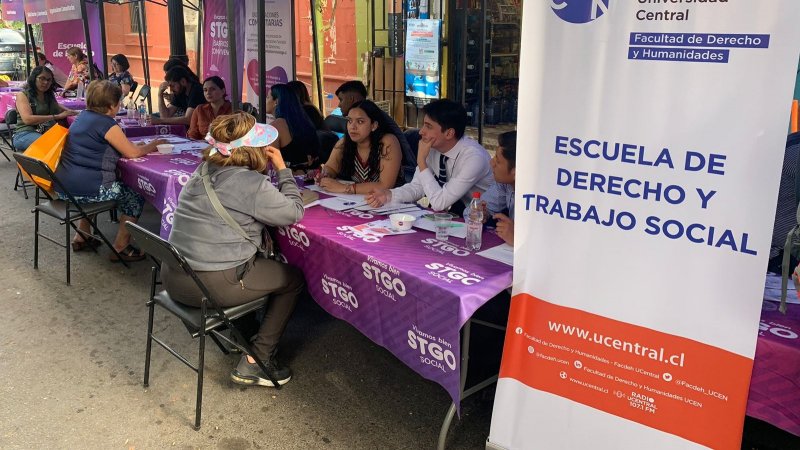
left=404, top=19, right=441, bottom=99
left=23, top=0, right=81, bottom=24
left=488, top=1, right=800, bottom=449
left=1, top=0, right=25, bottom=21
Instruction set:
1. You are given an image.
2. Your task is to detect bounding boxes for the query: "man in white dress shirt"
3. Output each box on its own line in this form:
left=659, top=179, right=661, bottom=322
left=366, top=99, right=493, bottom=214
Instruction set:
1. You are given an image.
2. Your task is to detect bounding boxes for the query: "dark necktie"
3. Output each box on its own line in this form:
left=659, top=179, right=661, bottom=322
left=437, top=154, right=448, bottom=186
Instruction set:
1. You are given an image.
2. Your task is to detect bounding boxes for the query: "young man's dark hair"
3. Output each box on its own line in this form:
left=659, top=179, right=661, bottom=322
left=497, top=130, right=517, bottom=170
left=165, top=66, right=194, bottom=83
left=422, top=99, right=468, bottom=140
left=163, top=57, right=188, bottom=73
left=335, top=80, right=368, bottom=98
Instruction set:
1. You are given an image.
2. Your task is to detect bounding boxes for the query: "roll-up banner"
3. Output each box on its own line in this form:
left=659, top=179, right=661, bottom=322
left=243, top=0, right=294, bottom=105
left=202, top=0, right=245, bottom=98
left=36, top=1, right=104, bottom=75
left=488, top=1, right=800, bottom=449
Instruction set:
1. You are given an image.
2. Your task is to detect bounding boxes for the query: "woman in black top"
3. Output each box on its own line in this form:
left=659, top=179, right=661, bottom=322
left=286, top=80, right=326, bottom=130
left=266, top=83, right=320, bottom=168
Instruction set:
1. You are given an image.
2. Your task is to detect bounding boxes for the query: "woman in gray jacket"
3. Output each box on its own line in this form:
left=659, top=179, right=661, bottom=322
left=163, top=111, right=305, bottom=387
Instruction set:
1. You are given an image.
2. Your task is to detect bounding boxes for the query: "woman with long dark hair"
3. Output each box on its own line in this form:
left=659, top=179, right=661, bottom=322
left=266, top=83, right=320, bottom=167
left=13, top=66, right=78, bottom=151
left=187, top=76, right=232, bottom=139
left=286, top=80, right=326, bottom=130
left=318, top=99, right=402, bottom=194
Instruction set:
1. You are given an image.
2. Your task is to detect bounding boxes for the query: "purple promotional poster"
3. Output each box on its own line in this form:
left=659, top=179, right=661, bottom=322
left=40, top=2, right=104, bottom=77
left=1, top=0, right=25, bottom=21
left=202, top=0, right=245, bottom=100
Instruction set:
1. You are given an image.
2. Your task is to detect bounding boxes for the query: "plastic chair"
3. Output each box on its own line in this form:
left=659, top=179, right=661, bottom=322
left=125, top=222, right=281, bottom=430
left=12, top=153, right=128, bottom=284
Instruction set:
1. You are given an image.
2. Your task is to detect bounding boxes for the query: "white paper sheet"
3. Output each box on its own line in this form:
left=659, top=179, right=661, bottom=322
left=318, top=196, right=368, bottom=211
left=477, top=244, right=514, bottom=266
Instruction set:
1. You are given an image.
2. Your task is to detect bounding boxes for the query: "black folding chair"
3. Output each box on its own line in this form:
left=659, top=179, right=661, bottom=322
left=0, top=110, right=13, bottom=162
left=316, top=130, right=339, bottom=164
left=323, top=114, right=348, bottom=134
left=134, top=85, right=151, bottom=110
left=4, top=109, right=33, bottom=198
left=125, top=222, right=281, bottom=430
left=12, top=153, right=128, bottom=284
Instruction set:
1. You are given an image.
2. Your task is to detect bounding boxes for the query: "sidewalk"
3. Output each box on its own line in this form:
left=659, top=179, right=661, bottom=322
left=0, top=157, right=496, bottom=449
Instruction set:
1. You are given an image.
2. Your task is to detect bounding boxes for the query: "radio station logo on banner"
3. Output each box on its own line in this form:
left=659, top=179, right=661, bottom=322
left=551, top=0, right=610, bottom=24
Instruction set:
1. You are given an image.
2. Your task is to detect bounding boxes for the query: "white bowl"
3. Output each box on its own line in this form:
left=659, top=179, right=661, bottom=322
left=156, top=144, right=174, bottom=154
left=390, top=214, right=416, bottom=231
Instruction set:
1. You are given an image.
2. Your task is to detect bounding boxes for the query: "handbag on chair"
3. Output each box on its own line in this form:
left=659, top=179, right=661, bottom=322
left=18, top=123, right=69, bottom=192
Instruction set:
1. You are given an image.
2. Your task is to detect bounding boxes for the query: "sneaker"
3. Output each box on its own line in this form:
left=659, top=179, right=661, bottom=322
left=230, top=355, right=292, bottom=387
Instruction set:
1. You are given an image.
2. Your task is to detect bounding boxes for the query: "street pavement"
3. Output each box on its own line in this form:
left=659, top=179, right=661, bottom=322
left=0, top=157, right=500, bottom=449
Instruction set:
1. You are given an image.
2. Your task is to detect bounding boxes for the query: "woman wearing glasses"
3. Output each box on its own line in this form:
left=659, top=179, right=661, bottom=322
left=108, top=54, right=135, bottom=97
left=13, top=66, right=78, bottom=151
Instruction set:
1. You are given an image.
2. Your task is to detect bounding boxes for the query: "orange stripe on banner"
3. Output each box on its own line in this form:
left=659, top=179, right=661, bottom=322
left=792, top=100, right=798, bottom=133
left=499, top=294, right=754, bottom=449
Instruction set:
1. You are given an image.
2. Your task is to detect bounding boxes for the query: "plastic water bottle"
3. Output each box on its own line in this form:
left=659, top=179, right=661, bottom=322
left=466, top=192, right=483, bottom=251
left=76, top=81, right=84, bottom=98
left=137, top=102, right=147, bottom=126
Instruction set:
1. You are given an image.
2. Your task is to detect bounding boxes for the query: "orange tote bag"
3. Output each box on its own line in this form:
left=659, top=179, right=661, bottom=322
left=19, top=123, right=69, bottom=192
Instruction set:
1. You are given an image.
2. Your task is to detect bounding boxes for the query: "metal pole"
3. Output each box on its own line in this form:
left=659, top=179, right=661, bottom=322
left=98, top=0, right=108, bottom=77
left=226, top=0, right=239, bottom=111
left=139, top=1, right=153, bottom=112
left=79, top=0, right=95, bottom=81
left=257, top=0, right=266, bottom=122
left=195, top=0, right=203, bottom=76
left=23, top=18, right=32, bottom=77
left=167, top=0, right=188, bottom=63
left=309, top=0, right=323, bottom=110
left=478, top=0, right=486, bottom=144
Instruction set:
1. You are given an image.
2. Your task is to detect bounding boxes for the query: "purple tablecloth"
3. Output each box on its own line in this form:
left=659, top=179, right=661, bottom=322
left=0, top=91, right=86, bottom=122
left=116, top=139, right=514, bottom=406
left=115, top=140, right=800, bottom=427
left=67, top=115, right=186, bottom=138
left=274, top=206, right=513, bottom=406
left=746, top=301, right=800, bottom=436
left=116, top=135, right=206, bottom=237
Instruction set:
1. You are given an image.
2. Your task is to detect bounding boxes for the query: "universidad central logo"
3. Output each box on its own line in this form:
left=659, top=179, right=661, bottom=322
left=551, top=0, right=610, bottom=24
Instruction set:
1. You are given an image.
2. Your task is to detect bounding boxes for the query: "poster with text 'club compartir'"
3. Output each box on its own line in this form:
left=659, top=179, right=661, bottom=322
left=487, top=1, right=800, bottom=449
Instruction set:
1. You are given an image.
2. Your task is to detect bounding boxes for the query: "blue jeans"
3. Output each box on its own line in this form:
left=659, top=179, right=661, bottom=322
left=12, top=130, right=42, bottom=152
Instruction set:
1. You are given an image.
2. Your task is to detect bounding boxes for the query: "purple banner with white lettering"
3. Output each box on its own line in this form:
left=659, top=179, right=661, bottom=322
left=273, top=209, right=513, bottom=405
left=24, top=0, right=81, bottom=23
left=40, top=2, right=104, bottom=76
left=1, top=0, right=25, bottom=21
left=202, top=0, right=245, bottom=100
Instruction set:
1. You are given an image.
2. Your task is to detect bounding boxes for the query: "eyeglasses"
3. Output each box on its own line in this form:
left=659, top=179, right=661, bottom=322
left=36, top=77, right=53, bottom=83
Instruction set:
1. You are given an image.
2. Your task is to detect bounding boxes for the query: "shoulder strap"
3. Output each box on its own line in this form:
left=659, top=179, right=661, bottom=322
left=200, top=162, right=266, bottom=253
